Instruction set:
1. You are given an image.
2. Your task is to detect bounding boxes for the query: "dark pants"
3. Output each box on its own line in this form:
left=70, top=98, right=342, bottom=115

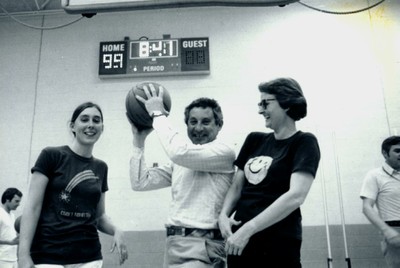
left=227, top=235, right=302, bottom=268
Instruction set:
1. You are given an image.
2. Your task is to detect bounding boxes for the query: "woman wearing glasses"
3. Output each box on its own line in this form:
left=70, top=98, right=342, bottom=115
left=218, top=78, right=320, bottom=267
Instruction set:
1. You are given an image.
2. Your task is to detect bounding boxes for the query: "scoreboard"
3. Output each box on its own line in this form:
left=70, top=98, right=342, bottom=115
left=99, top=37, right=210, bottom=78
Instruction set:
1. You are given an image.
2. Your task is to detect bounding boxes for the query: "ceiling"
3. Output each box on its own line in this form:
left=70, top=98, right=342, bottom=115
left=0, top=0, right=63, bottom=14
left=0, top=0, right=386, bottom=16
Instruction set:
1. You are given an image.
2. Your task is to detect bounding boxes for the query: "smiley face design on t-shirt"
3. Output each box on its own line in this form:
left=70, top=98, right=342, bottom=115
left=244, top=156, right=273, bottom=185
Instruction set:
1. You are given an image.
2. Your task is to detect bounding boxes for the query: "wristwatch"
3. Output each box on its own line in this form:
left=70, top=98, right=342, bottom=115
left=151, top=111, right=164, bottom=118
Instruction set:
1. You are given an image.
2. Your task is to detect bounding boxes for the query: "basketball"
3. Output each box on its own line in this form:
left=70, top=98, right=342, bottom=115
left=125, top=82, right=172, bottom=130
left=14, top=215, right=21, bottom=233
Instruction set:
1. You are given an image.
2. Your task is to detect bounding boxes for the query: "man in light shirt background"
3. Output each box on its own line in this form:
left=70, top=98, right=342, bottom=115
left=360, top=136, right=400, bottom=268
left=129, top=83, right=235, bottom=267
left=0, top=187, right=23, bottom=268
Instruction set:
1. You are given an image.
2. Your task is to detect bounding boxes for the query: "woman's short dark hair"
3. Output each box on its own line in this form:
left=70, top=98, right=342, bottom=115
left=258, top=78, right=307, bottom=121
left=184, top=98, right=223, bottom=127
left=71, top=102, right=103, bottom=123
left=1, top=188, right=22, bottom=204
left=381, top=136, right=400, bottom=155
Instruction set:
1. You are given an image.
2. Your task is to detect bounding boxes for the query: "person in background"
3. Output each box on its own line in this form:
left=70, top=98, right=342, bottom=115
left=129, top=83, right=236, bottom=267
left=360, top=135, right=400, bottom=268
left=18, top=102, right=128, bottom=268
left=0, top=187, right=23, bottom=268
left=218, top=77, right=320, bottom=267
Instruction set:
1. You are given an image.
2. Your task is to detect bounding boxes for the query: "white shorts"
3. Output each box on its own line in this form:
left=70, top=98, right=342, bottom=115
left=35, top=260, right=103, bottom=268
left=0, top=260, right=18, bottom=268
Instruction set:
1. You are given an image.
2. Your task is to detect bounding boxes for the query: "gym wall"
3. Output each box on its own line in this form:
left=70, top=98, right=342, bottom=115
left=1, top=1, right=399, bottom=267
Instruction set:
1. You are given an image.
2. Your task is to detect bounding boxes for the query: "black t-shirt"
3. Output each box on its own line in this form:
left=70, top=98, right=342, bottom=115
left=234, top=131, right=320, bottom=240
left=30, top=146, right=108, bottom=265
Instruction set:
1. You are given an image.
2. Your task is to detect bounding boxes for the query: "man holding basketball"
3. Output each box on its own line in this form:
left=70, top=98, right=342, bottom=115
left=129, top=83, right=235, bottom=267
left=0, top=188, right=23, bottom=268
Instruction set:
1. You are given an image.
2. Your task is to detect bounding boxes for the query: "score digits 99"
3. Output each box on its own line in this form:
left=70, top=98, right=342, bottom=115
left=103, top=53, right=123, bottom=69
left=99, top=41, right=127, bottom=74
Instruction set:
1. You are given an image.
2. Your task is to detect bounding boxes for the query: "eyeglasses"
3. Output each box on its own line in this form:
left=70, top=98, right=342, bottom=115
left=258, top=99, right=276, bottom=110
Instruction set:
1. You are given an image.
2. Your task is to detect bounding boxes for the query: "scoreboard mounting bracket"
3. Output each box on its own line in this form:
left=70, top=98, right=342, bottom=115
left=99, top=36, right=210, bottom=78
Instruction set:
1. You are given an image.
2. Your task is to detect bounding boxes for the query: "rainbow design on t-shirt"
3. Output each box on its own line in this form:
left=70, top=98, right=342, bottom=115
left=59, top=170, right=99, bottom=202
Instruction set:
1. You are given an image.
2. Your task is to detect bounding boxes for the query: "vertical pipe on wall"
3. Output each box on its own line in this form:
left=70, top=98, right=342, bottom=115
left=319, top=157, right=333, bottom=268
left=332, top=132, right=351, bottom=268
left=27, top=15, right=45, bottom=183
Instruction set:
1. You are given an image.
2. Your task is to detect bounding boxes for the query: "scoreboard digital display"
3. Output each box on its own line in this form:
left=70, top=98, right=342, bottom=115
left=99, top=37, right=210, bottom=78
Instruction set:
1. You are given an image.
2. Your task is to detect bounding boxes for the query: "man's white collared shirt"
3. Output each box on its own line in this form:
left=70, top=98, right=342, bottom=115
left=360, top=162, right=400, bottom=221
left=130, top=116, right=236, bottom=229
